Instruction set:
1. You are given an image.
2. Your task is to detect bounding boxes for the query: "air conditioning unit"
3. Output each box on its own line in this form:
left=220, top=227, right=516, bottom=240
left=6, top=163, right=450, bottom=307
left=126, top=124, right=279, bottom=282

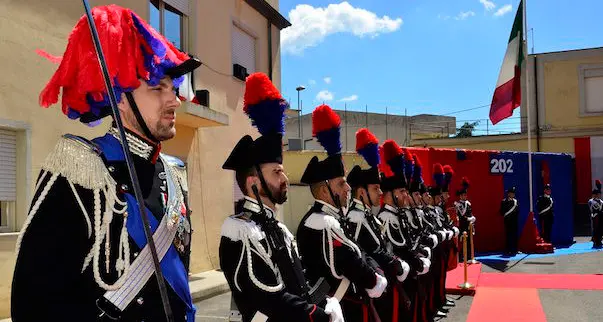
left=233, top=64, right=248, bottom=81
left=288, top=138, right=303, bottom=151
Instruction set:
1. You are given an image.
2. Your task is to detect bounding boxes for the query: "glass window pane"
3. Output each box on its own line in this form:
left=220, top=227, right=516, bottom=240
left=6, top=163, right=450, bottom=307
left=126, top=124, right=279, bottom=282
left=164, top=6, right=182, bottom=49
left=149, top=0, right=160, bottom=32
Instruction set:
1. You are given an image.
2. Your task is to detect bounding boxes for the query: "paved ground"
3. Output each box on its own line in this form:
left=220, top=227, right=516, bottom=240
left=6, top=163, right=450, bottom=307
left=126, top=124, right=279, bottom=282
left=194, top=237, right=603, bottom=321
left=195, top=292, right=231, bottom=322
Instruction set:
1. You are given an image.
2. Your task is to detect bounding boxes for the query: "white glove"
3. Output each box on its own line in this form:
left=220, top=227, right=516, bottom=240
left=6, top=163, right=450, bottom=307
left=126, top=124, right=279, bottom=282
left=366, top=273, right=388, bottom=298
left=397, top=259, right=410, bottom=282
left=428, top=234, right=439, bottom=247
left=438, top=231, right=447, bottom=242
left=418, top=257, right=431, bottom=275
left=452, top=226, right=460, bottom=237
left=446, top=229, right=454, bottom=240
left=468, top=216, right=476, bottom=223
left=324, top=297, right=344, bottom=322
left=420, top=246, right=432, bottom=260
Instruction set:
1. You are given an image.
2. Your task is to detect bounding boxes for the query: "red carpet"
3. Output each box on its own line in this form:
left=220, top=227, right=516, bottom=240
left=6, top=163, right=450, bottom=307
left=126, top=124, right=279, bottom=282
left=478, top=273, right=603, bottom=290
left=445, top=263, right=482, bottom=295
left=466, top=287, right=546, bottom=322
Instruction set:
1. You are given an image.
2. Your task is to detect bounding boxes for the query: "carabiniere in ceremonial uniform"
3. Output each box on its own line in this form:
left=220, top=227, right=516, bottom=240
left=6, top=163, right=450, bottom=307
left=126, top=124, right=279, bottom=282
left=12, top=5, right=198, bottom=321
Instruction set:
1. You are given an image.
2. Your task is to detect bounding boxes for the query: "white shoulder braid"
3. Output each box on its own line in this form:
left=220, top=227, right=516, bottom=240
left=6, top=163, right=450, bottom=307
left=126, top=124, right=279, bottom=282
left=222, top=215, right=283, bottom=293
left=347, top=209, right=365, bottom=224
left=304, top=212, right=341, bottom=230
left=16, top=134, right=131, bottom=292
left=221, top=216, right=265, bottom=242
left=378, top=210, right=400, bottom=226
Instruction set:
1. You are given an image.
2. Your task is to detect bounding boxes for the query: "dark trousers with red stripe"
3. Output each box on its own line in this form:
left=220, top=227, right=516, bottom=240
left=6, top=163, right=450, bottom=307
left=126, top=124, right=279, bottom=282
left=342, top=297, right=380, bottom=322
left=374, top=282, right=412, bottom=322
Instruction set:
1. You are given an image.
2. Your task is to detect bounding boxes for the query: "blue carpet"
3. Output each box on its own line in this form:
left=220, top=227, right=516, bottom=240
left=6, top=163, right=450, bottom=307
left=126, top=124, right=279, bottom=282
left=475, top=242, right=603, bottom=262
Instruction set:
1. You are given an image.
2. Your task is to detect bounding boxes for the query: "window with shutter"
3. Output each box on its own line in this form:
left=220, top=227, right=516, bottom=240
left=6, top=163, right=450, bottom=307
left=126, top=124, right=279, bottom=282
left=232, top=25, right=257, bottom=74
left=0, top=129, right=16, bottom=232
left=0, top=129, right=16, bottom=202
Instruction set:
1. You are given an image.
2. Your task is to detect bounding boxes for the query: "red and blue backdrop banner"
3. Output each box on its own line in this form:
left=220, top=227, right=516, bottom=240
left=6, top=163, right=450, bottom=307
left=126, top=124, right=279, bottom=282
left=407, top=147, right=574, bottom=253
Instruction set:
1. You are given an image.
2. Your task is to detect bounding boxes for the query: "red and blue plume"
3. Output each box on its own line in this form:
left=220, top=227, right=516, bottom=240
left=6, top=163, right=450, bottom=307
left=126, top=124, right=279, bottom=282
left=379, top=145, right=394, bottom=177
left=596, top=180, right=601, bottom=190
left=462, top=177, right=470, bottom=189
left=412, top=154, right=423, bottom=183
left=443, top=164, right=454, bottom=186
left=382, top=140, right=404, bottom=174
left=433, top=163, right=444, bottom=188
left=312, top=104, right=341, bottom=156
left=355, top=128, right=380, bottom=168
left=38, top=5, right=191, bottom=125
left=403, top=149, right=414, bottom=181
left=243, top=72, right=287, bottom=135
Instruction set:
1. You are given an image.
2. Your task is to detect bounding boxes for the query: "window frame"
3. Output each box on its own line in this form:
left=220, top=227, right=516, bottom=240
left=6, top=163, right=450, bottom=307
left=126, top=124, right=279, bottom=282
left=231, top=21, right=259, bottom=81
left=0, top=120, right=31, bottom=234
left=150, top=0, right=187, bottom=51
left=578, top=63, right=603, bottom=117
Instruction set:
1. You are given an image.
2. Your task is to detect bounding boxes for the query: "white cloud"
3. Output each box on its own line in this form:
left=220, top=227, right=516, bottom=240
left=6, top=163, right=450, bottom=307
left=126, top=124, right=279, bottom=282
left=479, top=0, right=496, bottom=11
left=323, top=77, right=332, bottom=84
left=308, top=79, right=317, bottom=85
left=494, top=4, right=513, bottom=17
left=455, top=11, right=476, bottom=20
left=437, top=14, right=451, bottom=20
left=339, top=95, right=358, bottom=102
left=316, top=90, right=334, bottom=102
left=281, top=2, right=403, bottom=55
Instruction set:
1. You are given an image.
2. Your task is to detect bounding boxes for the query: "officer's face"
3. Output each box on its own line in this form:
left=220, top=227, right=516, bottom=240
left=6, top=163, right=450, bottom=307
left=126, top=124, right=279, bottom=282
left=508, top=192, right=515, bottom=199
left=394, top=188, right=408, bottom=200
left=367, top=184, right=383, bottom=206
left=412, top=191, right=422, bottom=205
left=422, top=192, right=432, bottom=205
left=434, top=195, right=442, bottom=205
left=121, top=77, right=181, bottom=141
left=327, top=177, right=351, bottom=207
left=260, top=163, right=289, bottom=205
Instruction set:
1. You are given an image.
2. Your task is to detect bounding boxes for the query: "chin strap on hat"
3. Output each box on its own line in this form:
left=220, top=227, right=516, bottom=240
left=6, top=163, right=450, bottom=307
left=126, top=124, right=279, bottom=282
left=254, top=164, right=278, bottom=206
left=125, top=92, right=159, bottom=143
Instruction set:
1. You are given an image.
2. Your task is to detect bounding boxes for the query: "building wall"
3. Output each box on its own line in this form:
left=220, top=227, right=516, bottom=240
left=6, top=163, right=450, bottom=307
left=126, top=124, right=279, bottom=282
left=0, top=0, right=283, bottom=317
left=537, top=49, right=603, bottom=129
left=284, top=111, right=455, bottom=152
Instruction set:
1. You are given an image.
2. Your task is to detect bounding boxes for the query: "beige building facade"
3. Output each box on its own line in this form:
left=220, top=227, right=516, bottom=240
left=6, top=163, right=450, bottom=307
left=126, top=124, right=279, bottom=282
left=0, top=0, right=289, bottom=317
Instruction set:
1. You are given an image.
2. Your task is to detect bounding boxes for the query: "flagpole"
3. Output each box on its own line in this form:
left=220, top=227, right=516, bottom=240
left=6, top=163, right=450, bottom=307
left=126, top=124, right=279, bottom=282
left=523, top=0, right=534, bottom=214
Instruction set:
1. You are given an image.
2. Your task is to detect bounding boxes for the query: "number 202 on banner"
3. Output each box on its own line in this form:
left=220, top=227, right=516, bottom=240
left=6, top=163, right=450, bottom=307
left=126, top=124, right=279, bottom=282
left=490, top=158, right=514, bottom=174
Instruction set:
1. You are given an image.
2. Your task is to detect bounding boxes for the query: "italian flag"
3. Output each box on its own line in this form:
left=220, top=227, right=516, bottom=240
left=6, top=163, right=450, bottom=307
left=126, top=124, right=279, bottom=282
left=490, top=1, right=524, bottom=125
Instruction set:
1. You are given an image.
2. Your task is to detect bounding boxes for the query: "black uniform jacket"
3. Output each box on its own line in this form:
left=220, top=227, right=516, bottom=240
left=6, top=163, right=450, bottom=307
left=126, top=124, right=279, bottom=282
left=12, top=132, right=192, bottom=322
left=219, top=197, right=330, bottom=322
left=296, top=200, right=378, bottom=300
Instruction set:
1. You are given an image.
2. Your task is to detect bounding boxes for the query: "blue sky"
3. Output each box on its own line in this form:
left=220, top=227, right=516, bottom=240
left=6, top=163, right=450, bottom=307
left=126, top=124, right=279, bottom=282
left=278, top=0, right=603, bottom=135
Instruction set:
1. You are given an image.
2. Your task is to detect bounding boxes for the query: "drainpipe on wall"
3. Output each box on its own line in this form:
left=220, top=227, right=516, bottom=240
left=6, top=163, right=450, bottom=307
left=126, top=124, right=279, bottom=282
left=267, top=21, right=273, bottom=80
left=534, top=55, right=541, bottom=152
